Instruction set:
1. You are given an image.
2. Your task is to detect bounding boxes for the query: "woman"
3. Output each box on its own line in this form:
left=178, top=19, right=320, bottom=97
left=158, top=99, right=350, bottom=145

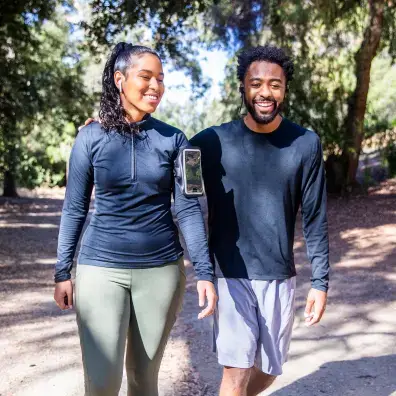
left=54, top=42, right=217, bottom=396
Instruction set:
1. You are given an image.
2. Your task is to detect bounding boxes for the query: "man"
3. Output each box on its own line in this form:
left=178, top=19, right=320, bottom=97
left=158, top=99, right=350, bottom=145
left=190, top=45, right=329, bottom=395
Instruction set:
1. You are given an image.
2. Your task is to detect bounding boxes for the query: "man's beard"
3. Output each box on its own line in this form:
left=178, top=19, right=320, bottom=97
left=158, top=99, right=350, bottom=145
left=244, top=95, right=282, bottom=125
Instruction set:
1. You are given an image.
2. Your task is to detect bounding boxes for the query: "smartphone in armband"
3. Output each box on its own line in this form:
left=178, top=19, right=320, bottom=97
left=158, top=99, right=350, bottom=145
left=175, top=147, right=205, bottom=197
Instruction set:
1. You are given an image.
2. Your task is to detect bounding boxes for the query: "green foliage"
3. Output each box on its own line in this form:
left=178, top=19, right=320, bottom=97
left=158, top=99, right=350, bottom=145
left=0, top=0, right=60, bottom=135
left=19, top=120, right=76, bottom=188
left=202, top=0, right=396, bottom=160
left=0, top=3, right=97, bottom=191
left=156, top=98, right=226, bottom=139
left=365, top=54, right=396, bottom=136
left=83, top=0, right=217, bottom=94
left=15, top=18, right=97, bottom=188
left=2, top=0, right=395, bottom=191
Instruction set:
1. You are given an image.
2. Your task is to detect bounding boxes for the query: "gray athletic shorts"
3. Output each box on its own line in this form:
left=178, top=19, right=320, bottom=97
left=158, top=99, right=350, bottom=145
left=213, top=277, right=296, bottom=376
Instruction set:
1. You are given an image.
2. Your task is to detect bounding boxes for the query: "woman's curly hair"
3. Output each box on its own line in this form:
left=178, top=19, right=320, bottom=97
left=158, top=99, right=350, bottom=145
left=99, top=42, right=161, bottom=135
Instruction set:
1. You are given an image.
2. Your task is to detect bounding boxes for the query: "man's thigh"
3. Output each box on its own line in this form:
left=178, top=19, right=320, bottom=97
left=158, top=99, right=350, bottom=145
left=214, top=278, right=259, bottom=369
left=253, top=277, right=296, bottom=376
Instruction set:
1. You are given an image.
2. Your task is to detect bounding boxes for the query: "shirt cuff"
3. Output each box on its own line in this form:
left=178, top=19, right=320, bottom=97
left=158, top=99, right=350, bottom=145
left=54, top=271, right=72, bottom=283
left=311, top=280, right=329, bottom=292
left=196, top=273, right=214, bottom=283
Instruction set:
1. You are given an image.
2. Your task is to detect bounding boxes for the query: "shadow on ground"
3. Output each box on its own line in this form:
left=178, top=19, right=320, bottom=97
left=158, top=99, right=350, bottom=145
left=269, top=355, right=396, bottom=396
left=1, top=182, right=396, bottom=395
left=176, top=186, right=396, bottom=395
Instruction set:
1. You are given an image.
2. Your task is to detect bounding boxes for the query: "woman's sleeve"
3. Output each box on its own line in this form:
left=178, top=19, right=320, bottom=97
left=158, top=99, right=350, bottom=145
left=55, top=126, right=94, bottom=282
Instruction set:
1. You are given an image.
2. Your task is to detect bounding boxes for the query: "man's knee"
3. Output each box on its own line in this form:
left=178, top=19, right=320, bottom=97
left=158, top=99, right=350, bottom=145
left=253, top=366, right=276, bottom=382
left=223, top=366, right=252, bottom=389
left=247, top=367, right=277, bottom=395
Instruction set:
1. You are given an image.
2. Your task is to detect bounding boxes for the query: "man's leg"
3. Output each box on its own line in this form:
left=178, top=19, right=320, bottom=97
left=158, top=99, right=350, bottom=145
left=214, top=278, right=259, bottom=396
left=220, top=367, right=251, bottom=396
left=248, top=277, right=296, bottom=395
left=220, top=366, right=275, bottom=396
left=246, top=367, right=276, bottom=395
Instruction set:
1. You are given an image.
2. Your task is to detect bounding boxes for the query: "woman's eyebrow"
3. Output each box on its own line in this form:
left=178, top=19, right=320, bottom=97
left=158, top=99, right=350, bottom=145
left=138, top=69, right=164, bottom=76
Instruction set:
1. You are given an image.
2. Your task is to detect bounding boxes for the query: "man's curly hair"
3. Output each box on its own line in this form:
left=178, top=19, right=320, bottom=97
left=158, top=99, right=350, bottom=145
left=237, top=45, right=294, bottom=84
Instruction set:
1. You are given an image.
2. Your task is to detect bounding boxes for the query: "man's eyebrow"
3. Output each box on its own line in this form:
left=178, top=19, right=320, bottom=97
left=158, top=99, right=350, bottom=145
left=248, top=77, right=283, bottom=83
left=138, top=69, right=164, bottom=76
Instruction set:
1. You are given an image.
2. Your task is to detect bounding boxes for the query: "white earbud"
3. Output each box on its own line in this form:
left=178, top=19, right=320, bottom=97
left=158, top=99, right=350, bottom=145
left=118, top=81, right=122, bottom=94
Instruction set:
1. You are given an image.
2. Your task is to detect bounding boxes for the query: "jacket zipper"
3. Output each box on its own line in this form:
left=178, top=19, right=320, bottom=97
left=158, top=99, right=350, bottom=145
left=131, top=132, right=136, bottom=182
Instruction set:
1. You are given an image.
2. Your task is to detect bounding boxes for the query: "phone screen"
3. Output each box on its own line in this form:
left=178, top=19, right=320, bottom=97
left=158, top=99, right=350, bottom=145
left=183, top=149, right=204, bottom=195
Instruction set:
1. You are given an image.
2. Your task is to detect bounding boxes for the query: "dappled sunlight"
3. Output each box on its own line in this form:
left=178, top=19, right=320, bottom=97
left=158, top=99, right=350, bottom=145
left=1, top=185, right=396, bottom=395
left=0, top=297, right=81, bottom=395
left=10, top=362, right=82, bottom=396
left=336, top=225, right=395, bottom=268
left=0, top=211, right=62, bottom=218
left=265, top=355, right=396, bottom=396
left=34, top=258, right=56, bottom=265
left=266, top=186, right=396, bottom=395
left=0, top=222, right=58, bottom=228
left=0, top=193, right=203, bottom=395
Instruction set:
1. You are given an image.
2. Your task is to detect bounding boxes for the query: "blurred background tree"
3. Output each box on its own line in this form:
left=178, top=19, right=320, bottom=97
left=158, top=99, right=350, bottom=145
left=1, top=0, right=395, bottom=196
left=0, top=1, right=95, bottom=196
left=199, top=0, right=396, bottom=190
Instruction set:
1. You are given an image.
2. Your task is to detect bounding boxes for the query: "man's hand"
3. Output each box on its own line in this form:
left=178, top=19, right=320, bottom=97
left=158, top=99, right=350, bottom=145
left=54, top=280, right=73, bottom=310
left=197, top=280, right=218, bottom=319
left=304, top=288, right=327, bottom=327
left=78, top=118, right=96, bottom=131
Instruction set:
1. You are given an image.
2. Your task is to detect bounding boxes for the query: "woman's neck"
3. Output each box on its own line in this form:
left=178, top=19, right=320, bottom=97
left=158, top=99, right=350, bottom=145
left=121, top=96, right=147, bottom=122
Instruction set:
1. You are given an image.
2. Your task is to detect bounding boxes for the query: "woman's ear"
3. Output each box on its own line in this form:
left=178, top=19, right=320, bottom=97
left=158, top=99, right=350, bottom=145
left=114, top=71, right=125, bottom=94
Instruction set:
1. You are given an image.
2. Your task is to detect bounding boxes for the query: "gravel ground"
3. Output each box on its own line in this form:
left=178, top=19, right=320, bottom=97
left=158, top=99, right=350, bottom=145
left=0, top=181, right=396, bottom=396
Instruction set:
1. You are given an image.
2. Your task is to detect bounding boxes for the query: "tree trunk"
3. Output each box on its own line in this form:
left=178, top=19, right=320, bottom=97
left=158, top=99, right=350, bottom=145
left=343, top=0, right=384, bottom=187
left=3, top=170, right=18, bottom=197
left=2, top=135, right=20, bottom=198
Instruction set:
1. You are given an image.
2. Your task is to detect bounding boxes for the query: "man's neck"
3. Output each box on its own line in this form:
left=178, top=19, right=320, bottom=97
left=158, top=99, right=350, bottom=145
left=244, top=113, right=282, bottom=134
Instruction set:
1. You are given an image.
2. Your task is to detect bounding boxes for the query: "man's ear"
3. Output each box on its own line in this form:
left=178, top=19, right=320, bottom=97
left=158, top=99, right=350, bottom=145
left=239, top=85, right=244, bottom=96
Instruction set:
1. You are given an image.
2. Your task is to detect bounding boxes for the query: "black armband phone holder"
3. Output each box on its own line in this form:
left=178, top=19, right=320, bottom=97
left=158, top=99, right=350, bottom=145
left=174, top=147, right=205, bottom=197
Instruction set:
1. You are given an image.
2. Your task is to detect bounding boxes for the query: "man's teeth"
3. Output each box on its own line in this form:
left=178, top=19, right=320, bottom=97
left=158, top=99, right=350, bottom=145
left=255, top=102, right=273, bottom=108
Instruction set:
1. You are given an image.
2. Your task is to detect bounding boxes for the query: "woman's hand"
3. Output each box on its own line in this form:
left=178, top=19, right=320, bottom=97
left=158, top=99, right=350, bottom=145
left=78, top=118, right=97, bottom=131
left=197, top=280, right=218, bottom=319
left=54, top=280, right=73, bottom=310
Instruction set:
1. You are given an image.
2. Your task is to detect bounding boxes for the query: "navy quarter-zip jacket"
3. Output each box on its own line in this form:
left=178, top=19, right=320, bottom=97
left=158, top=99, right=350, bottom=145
left=55, top=117, right=213, bottom=283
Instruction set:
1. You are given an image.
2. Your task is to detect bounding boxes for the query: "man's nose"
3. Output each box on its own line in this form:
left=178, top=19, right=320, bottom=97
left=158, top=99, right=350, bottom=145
left=258, top=83, right=271, bottom=98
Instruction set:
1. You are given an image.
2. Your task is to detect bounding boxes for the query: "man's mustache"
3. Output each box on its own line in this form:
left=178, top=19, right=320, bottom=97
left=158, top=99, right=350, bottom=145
left=253, top=97, right=277, bottom=103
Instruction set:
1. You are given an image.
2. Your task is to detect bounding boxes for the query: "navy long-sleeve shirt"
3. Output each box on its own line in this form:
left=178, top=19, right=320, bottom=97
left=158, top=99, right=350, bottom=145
left=55, top=117, right=214, bottom=283
left=190, top=118, right=329, bottom=291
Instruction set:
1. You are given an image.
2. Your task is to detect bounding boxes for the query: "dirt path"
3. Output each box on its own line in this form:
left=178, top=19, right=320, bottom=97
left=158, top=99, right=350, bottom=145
left=1, top=181, right=396, bottom=396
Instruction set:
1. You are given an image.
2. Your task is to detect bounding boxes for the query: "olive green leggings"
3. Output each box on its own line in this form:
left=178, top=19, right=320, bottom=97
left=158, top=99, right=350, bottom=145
left=75, top=258, right=186, bottom=396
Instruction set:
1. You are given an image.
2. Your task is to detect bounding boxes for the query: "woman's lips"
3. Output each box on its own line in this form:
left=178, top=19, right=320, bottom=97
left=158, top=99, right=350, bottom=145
left=144, top=94, right=160, bottom=104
